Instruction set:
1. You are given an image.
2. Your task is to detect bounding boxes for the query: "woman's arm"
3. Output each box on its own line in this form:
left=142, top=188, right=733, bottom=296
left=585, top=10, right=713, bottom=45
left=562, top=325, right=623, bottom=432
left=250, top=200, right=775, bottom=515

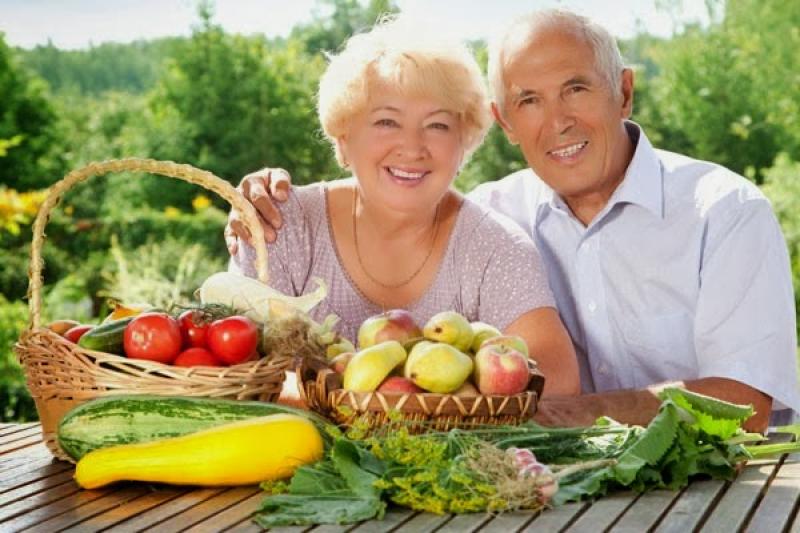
left=504, top=307, right=581, bottom=397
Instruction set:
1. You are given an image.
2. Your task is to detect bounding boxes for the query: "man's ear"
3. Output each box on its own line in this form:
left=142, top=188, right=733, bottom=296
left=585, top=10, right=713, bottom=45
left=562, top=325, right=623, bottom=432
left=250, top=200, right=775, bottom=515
left=491, top=102, right=519, bottom=146
left=620, top=68, right=634, bottom=119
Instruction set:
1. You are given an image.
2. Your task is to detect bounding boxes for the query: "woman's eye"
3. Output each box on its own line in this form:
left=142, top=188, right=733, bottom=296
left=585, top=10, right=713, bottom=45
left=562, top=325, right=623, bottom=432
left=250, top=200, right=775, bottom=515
left=374, top=118, right=398, bottom=127
left=428, top=122, right=450, bottom=131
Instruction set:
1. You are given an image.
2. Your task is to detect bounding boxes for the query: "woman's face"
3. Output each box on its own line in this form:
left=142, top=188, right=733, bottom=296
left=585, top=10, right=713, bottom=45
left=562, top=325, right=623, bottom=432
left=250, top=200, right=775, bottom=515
left=338, top=88, right=465, bottom=215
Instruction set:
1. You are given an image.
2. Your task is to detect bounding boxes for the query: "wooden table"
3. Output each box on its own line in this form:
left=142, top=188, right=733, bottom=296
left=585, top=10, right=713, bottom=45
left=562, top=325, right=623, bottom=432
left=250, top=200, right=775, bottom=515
left=2, top=423, right=799, bottom=532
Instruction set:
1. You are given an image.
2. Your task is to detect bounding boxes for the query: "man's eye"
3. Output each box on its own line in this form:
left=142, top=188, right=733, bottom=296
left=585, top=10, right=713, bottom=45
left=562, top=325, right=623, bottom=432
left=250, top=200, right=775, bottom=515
left=517, top=96, right=539, bottom=107
left=567, top=86, right=588, bottom=95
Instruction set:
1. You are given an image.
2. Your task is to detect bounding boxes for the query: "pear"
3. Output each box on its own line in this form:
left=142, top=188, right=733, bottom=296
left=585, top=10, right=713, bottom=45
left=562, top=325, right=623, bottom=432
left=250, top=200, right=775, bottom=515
left=326, top=337, right=356, bottom=360
left=404, top=342, right=473, bottom=393
left=469, top=322, right=502, bottom=353
left=423, top=311, right=474, bottom=352
left=403, top=341, right=434, bottom=379
left=343, top=340, right=407, bottom=393
left=358, top=309, right=422, bottom=349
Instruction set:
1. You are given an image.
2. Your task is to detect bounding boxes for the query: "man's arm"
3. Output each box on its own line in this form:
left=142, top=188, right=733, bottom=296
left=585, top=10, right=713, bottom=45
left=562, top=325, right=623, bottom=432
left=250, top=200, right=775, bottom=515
left=534, top=377, right=772, bottom=433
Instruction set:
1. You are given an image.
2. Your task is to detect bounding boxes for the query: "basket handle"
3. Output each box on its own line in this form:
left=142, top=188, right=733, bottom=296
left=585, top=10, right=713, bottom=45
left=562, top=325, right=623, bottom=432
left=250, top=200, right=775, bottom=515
left=27, top=158, right=269, bottom=330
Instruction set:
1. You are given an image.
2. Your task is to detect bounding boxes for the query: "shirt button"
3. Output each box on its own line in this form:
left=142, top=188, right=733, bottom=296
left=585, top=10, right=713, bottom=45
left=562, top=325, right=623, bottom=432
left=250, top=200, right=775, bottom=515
left=598, top=364, right=609, bottom=375
left=588, top=301, right=597, bottom=313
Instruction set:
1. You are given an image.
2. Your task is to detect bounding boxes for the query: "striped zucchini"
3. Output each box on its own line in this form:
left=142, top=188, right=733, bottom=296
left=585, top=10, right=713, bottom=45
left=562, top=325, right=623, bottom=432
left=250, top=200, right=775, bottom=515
left=57, top=395, right=331, bottom=460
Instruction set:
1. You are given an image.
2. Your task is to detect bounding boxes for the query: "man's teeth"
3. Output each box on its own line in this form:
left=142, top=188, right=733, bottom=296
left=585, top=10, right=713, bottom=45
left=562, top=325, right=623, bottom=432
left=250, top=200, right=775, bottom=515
left=551, top=142, right=587, bottom=157
left=389, top=168, right=426, bottom=179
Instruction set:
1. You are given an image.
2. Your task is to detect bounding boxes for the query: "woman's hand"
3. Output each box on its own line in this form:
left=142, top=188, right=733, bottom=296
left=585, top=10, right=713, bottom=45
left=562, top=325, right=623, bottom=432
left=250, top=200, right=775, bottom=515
left=504, top=308, right=581, bottom=397
left=225, top=167, right=293, bottom=255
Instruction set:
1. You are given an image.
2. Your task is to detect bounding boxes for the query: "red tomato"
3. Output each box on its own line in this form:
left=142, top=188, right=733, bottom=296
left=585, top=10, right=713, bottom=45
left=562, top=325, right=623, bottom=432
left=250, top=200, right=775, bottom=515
left=174, top=347, right=222, bottom=367
left=178, top=310, right=209, bottom=348
left=64, top=324, right=93, bottom=343
left=207, top=316, right=259, bottom=365
left=123, top=312, right=182, bottom=364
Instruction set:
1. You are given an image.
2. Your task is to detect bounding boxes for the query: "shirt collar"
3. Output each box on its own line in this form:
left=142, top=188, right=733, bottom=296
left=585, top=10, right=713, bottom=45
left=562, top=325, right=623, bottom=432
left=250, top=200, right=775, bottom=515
left=608, top=121, right=664, bottom=218
left=539, top=121, right=664, bottom=221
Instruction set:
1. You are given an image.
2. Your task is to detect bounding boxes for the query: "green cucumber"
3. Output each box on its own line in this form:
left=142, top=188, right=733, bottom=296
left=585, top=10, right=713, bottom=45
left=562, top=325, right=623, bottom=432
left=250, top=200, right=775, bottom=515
left=77, top=316, right=134, bottom=355
left=57, top=395, right=331, bottom=460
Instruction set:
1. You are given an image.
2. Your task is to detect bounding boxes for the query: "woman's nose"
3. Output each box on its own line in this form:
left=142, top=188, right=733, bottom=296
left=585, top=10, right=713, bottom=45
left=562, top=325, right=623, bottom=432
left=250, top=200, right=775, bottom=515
left=397, top=128, right=428, bottom=159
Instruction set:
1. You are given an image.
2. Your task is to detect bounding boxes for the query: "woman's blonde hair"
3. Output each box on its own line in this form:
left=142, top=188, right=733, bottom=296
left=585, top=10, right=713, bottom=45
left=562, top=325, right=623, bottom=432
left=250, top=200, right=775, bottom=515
left=318, top=16, right=492, bottom=167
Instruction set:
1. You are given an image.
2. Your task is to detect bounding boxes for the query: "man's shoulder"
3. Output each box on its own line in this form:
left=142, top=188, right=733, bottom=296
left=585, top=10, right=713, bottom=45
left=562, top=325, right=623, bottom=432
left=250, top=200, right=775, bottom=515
left=466, top=169, right=547, bottom=237
left=469, top=168, right=546, bottom=199
left=656, top=148, right=769, bottom=217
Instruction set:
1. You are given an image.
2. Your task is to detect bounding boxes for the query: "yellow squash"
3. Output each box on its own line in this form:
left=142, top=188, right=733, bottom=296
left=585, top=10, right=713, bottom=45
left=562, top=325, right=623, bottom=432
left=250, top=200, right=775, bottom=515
left=74, top=413, right=323, bottom=489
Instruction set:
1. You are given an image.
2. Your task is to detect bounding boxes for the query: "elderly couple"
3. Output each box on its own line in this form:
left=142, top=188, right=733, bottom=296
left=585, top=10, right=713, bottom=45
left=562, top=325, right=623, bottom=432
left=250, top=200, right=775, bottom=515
left=226, top=9, right=799, bottom=432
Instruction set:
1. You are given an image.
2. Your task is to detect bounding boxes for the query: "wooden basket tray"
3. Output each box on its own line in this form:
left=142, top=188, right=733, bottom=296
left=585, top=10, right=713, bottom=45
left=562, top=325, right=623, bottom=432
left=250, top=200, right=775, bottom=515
left=300, top=361, right=545, bottom=432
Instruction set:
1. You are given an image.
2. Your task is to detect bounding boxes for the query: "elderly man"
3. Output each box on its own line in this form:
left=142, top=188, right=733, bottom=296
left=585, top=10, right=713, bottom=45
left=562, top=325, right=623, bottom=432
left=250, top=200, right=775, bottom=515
left=225, top=9, right=799, bottom=432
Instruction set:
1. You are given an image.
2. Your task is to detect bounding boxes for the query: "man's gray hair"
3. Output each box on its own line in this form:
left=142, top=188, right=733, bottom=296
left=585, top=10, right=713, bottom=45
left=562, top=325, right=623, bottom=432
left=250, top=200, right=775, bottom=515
left=488, top=9, right=626, bottom=114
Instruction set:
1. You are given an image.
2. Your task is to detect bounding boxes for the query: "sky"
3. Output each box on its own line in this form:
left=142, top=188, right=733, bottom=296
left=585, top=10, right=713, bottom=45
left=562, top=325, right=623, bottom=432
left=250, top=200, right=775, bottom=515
left=0, top=0, right=713, bottom=50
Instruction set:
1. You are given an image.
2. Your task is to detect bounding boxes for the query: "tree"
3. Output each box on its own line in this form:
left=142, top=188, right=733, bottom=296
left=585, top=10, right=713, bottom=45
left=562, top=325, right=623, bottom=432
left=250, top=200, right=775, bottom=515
left=0, top=33, right=64, bottom=190
left=292, top=0, right=398, bottom=55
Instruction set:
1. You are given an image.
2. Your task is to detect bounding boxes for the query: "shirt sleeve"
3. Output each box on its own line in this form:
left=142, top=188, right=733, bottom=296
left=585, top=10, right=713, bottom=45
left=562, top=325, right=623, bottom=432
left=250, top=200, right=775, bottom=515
left=474, top=214, right=556, bottom=332
left=694, top=199, right=800, bottom=414
left=228, top=189, right=314, bottom=298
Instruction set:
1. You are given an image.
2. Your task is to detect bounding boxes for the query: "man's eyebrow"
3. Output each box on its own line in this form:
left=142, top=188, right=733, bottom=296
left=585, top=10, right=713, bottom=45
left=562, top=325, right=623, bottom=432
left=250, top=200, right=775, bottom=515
left=564, top=75, right=593, bottom=87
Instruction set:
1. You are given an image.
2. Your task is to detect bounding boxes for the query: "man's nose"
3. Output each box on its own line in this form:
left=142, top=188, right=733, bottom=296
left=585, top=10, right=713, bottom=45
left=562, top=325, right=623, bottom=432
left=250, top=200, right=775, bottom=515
left=545, top=99, right=576, bottom=136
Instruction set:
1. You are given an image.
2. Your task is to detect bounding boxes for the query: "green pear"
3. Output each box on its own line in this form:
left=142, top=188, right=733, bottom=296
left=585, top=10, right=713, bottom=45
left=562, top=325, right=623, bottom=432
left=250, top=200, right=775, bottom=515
left=404, top=342, right=473, bottom=393
left=423, top=311, right=474, bottom=352
left=326, top=337, right=356, bottom=360
left=403, top=340, right=434, bottom=379
left=343, top=340, right=407, bottom=392
left=469, top=322, right=502, bottom=353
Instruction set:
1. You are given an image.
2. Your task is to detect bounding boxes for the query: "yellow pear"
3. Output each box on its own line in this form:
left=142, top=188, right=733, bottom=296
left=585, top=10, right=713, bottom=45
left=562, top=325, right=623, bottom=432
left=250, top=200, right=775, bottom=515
left=469, top=322, right=502, bottom=353
left=403, top=341, right=434, bottom=379
left=405, top=342, right=473, bottom=393
left=343, top=341, right=407, bottom=392
left=423, top=311, right=474, bottom=352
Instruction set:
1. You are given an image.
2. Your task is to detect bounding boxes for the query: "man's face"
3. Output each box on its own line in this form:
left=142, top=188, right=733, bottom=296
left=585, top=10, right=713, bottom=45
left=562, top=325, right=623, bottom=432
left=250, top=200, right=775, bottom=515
left=494, top=28, right=634, bottom=205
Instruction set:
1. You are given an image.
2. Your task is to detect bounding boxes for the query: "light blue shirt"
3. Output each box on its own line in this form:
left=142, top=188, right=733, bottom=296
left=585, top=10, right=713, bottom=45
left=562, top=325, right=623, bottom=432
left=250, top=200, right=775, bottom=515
left=470, top=123, right=800, bottom=422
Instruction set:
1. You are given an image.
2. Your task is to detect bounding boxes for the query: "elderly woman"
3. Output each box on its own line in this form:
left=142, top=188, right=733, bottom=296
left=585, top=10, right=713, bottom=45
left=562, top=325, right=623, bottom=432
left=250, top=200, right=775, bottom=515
left=231, top=18, right=579, bottom=396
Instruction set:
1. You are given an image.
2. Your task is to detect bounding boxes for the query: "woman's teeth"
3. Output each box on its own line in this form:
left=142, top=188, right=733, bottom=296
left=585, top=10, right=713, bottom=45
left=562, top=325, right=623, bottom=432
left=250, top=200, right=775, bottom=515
left=550, top=141, right=588, bottom=157
left=388, top=167, right=426, bottom=180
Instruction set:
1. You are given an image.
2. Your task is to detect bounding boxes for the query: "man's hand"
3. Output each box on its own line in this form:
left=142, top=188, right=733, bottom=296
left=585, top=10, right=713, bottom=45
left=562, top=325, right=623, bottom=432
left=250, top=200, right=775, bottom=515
left=225, top=168, right=292, bottom=256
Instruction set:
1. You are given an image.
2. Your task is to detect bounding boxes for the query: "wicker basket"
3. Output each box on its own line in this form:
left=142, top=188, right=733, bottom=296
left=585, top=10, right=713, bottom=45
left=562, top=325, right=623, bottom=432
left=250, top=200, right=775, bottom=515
left=15, top=158, right=291, bottom=461
left=299, top=360, right=545, bottom=432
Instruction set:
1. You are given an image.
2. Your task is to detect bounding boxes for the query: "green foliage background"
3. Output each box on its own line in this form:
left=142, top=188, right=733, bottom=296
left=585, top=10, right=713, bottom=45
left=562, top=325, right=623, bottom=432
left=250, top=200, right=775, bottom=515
left=2, top=0, right=799, bottom=421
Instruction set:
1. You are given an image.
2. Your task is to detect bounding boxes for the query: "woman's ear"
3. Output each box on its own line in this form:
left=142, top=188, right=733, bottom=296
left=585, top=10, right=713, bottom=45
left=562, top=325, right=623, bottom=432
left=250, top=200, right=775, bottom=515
left=491, top=103, right=519, bottom=145
left=335, top=136, right=349, bottom=168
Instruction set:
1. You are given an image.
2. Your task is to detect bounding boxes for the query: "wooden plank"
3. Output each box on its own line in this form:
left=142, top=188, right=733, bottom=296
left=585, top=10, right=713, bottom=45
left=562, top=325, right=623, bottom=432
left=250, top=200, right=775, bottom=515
left=0, top=459, right=73, bottom=493
left=478, top=510, right=538, bottom=532
left=0, top=484, right=121, bottom=531
left=0, top=470, right=77, bottom=519
left=229, top=521, right=303, bottom=533
left=0, top=432, right=44, bottom=456
left=14, top=484, right=150, bottom=531
left=700, top=459, right=780, bottom=531
left=1, top=442, right=52, bottom=461
left=565, top=492, right=638, bottom=532
left=141, top=486, right=261, bottom=531
left=653, top=479, right=726, bottom=533
left=745, top=453, right=800, bottom=532
left=109, top=487, right=226, bottom=533
left=521, top=501, right=588, bottom=531
left=182, top=491, right=265, bottom=533
left=392, top=511, right=451, bottom=531
left=609, top=489, right=681, bottom=532
left=349, top=507, right=416, bottom=533
left=433, top=512, right=491, bottom=532
left=0, top=423, right=39, bottom=439
left=58, top=486, right=187, bottom=532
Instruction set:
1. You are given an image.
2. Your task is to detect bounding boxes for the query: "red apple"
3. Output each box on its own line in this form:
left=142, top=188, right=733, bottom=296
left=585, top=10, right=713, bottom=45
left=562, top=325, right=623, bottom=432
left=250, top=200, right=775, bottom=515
left=377, top=376, right=424, bottom=394
left=474, top=344, right=530, bottom=395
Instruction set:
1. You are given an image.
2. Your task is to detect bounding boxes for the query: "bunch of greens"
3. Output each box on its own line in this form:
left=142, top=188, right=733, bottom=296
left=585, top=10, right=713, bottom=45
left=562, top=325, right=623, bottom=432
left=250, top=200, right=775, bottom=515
left=253, top=388, right=800, bottom=527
